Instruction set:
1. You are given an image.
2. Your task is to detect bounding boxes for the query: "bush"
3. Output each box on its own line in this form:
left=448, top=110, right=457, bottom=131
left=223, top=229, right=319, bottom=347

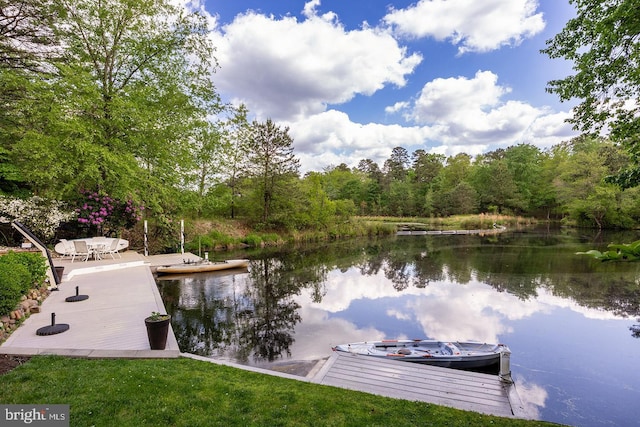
left=242, top=234, right=263, bottom=247
left=0, top=259, right=31, bottom=315
left=0, top=251, right=47, bottom=290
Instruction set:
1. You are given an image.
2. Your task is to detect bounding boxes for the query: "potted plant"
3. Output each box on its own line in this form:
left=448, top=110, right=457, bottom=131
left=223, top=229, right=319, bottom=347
left=144, top=311, right=171, bottom=350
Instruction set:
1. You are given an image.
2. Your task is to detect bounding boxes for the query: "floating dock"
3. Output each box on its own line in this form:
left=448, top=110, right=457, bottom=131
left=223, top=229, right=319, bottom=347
left=313, top=352, right=529, bottom=419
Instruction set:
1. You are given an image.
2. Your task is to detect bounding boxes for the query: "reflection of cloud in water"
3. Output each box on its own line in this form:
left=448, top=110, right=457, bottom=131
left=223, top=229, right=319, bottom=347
left=289, top=304, right=385, bottom=360
left=534, top=287, right=621, bottom=320
left=406, top=296, right=510, bottom=343
left=513, top=377, right=548, bottom=420
left=386, top=308, right=411, bottom=321
left=300, top=267, right=626, bottom=345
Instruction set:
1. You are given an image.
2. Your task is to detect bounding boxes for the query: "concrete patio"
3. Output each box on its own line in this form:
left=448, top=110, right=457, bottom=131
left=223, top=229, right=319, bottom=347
left=0, top=250, right=201, bottom=358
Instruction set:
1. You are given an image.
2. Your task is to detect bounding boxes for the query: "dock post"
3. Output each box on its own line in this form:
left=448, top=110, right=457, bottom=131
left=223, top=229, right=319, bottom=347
left=180, top=219, right=184, bottom=255
left=499, top=348, right=513, bottom=383
left=144, top=220, right=148, bottom=256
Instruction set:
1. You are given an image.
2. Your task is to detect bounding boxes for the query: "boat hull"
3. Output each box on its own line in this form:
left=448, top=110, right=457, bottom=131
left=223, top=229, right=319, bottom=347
left=155, top=259, right=249, bottom=275
left=333, top=339, right=508, bottom=369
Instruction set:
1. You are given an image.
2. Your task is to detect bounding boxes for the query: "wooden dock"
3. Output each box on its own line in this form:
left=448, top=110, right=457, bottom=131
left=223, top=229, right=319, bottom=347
left=313, top=352, right=529, bottom=419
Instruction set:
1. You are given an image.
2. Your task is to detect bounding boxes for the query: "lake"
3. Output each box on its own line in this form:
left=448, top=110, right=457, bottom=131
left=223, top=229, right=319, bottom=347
left=156, top=227, right=640, bottom=426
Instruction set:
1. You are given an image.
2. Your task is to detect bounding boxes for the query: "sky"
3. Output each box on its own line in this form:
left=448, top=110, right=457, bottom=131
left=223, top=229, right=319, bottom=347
left=191, top=0, right=580, bottom=173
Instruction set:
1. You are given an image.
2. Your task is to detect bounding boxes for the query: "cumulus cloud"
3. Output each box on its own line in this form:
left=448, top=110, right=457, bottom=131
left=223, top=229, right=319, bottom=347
left=209, top=8, right=422, bottom=121
left=286, top=110, right=430, bottom=170
left=383, top=0, right=545, bottom=53
left=408, top=70, right=558, bottom=147
left=187, top=0, right=576, bottom=173
left=286, top=71, right=576, bottom=171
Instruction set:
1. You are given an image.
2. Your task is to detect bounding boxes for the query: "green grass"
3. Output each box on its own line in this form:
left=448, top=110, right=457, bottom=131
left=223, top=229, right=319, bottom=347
left=0, top=356, right=558, bottom=427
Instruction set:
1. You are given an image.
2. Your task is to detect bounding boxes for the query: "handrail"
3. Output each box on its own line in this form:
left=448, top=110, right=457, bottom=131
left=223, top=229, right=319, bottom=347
left=10, top=221, right=60, bottom=287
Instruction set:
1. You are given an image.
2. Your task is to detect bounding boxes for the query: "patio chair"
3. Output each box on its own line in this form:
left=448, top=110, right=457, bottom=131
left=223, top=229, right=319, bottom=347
left=99, top=238, right=122, bottom=259
left=71, top=240, right=93, bottom=262
left=59, top=239, right=76, bottom=259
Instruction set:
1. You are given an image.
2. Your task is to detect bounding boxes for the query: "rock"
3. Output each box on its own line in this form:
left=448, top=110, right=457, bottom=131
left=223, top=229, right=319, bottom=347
left=30, top=306, right=41, bottom=314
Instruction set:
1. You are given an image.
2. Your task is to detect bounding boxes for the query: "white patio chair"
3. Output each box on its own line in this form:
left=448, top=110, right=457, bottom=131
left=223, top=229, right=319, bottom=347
left=59, top=239, right=76, bottom=259
left=71, top=240, right=93, bottom=262
left=99, top=238, right=122, bottom=259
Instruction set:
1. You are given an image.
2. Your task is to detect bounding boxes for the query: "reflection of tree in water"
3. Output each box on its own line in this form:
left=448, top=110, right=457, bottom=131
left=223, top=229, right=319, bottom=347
left=353, top=232, right=640, bottom=320
left=159, top=228, right=640, bottom=357
left=158, top=252, right=330, bottom=363
left=235, top=258, right=302, bottom=362
left=631, top=322, right=640, bottom=338
left=157, top=275, right=247, bottom=357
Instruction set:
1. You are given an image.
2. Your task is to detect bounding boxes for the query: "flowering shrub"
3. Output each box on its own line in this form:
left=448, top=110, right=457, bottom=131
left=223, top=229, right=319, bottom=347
left=0, top=196, right=76, bottom=238
left=75, top=190, right=143, bottom=234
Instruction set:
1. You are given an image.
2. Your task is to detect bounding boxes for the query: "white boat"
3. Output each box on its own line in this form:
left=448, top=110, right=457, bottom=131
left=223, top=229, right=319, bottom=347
left=333, top=339, right=509, bottom=369
left=155, top=259, right=249, bottom=275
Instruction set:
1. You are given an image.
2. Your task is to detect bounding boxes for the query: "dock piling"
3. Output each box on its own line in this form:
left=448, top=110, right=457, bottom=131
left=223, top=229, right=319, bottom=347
left=499, top=348, right=513, bottom=383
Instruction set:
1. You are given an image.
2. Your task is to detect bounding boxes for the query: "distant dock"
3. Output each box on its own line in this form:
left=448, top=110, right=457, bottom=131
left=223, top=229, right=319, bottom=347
left=396, top=224, right=507, bottom=236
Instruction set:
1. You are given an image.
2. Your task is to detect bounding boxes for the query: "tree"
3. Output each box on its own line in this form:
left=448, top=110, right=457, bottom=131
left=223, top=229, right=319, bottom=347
left=242, top=119, right=300, bottom=227
left=0, top=1, right=60, bottom=193
left=551, top=136, right=633, bottom=227
left=0, top=0, right=57, bottom=71
left=10, top=0, right=222, bottom=211
left=470, top=158, right=518, bottom=213
left=222, top=104, right=250, bottom=219
left=412, top=150, right=444, bottom=185
left=542, top=0, right=640, bottom=187
left=383, top=146, right=409, bottom=182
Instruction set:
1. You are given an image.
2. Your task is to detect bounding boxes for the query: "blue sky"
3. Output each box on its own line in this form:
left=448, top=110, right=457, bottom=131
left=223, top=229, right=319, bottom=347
left=195, top=0, right=579, bottom=172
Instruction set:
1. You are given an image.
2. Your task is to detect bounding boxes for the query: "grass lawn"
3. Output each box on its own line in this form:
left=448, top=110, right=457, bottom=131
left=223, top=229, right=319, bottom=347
left=0, top=356, right=560, bottom=426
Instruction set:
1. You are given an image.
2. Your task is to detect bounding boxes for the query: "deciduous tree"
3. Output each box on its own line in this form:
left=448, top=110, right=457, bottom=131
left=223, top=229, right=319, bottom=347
left=543, top=0, right=640, bottom=187
left=12, top=0, right=222, bottom=211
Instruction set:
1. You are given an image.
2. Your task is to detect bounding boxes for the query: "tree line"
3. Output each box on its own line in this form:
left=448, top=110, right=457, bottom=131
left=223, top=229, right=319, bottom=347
left=1, top=0, right=639, bottom=239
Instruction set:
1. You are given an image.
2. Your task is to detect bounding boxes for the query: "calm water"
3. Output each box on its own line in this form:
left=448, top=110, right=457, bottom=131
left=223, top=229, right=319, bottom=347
left=156, top=228, right=640, bottom=426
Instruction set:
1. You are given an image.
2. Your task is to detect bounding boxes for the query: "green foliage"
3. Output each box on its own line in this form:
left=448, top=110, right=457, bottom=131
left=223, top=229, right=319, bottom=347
left=0, top=252, right=41, bottom=315
left=0, top=267, right=27, bottom=315
left=2, top=0, right=224, bottom=228
left=241, top=234, right=263, bottom=247
left=241, top=119, right=301, bottom=227
left=577, top=240, right=640, bottom=262
left=542, top=0, right=640, bottom=188
left=185, top=229, right=238, bottom=252
left=0, top=251, right=47, bottom=290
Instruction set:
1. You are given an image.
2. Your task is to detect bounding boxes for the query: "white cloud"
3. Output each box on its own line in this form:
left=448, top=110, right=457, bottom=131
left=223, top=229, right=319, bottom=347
left=286, top=110, right=430, bottom=170
left=209, top=10, right=422, bottom=121
left=385, top=101, right=410, bottom=114
left=302, top=0, right=321, bottom=19
left=193, top=1, right=576, bottom=173
left=287, top=99, right=576, bottom=172
left=407, top=70, right=565, bottom=149
left=384, top=0, right=545, bottom=54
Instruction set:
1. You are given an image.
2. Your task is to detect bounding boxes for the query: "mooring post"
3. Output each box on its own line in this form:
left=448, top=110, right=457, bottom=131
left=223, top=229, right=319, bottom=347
left=499, top=347, right=513, bottom=383
left=180, top=219, right=185, bottom=254
left=144, top=220, right=149, bottom=256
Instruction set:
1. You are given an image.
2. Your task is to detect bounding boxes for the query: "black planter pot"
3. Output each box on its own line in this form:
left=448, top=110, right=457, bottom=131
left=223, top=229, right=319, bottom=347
left=144, top=315, right=171, bottom=350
